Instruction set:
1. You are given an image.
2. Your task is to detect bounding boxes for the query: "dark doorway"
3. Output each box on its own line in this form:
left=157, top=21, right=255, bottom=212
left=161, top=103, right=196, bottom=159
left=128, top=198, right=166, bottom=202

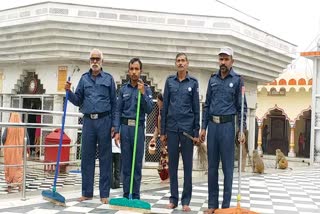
left=304, top=118, right=311, bottom=158
left=265, top=109, right=289, bottom=155
left=268, top=115, right=288, bottom=154
left=23, top=98, right=41, bottom=157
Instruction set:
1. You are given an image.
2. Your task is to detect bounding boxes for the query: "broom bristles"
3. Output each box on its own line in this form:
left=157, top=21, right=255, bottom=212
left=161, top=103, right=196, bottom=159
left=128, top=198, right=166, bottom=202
left=197, top=143, right=207, bottom=170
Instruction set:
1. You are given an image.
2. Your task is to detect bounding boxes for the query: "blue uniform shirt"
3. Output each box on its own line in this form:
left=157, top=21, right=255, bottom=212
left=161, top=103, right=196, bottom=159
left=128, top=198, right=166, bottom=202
left=201, top=68, right=247, bottom=130
left=68, top=69, right=117, bottom=125
left=161, top=73, right=200, bottom=137
left=115, top=81, right=153, bottom=133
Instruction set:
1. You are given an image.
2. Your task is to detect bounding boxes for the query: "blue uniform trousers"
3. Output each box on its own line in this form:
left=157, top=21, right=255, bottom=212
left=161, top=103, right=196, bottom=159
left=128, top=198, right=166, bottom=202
left=167, top=131, right=194, bottom=206
left=120, top=125, right=145, bottom=199
left=81, top=115, right=112, bottom=198
left=207, top=120, right=235, bottom=209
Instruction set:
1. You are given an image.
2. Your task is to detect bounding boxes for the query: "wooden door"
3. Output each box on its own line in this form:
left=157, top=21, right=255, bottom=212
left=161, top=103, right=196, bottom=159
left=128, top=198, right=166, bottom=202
left=268, top=116, right=288, bottom=154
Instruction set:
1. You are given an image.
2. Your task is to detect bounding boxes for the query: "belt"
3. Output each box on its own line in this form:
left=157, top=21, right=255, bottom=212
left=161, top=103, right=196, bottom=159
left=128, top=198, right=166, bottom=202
left=121, top=118, right=143, bottom=126
left=84, top=111, right=110, bottom=120
left=211, top=115, right=234, bottom=124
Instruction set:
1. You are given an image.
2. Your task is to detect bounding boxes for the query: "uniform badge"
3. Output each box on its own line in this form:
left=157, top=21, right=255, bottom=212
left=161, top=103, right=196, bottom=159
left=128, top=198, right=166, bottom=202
left=149, top=95, right=152, bottom=98
left=188, top=87, right=192, bottom=92
left=229, top=83, right=233, bottom=88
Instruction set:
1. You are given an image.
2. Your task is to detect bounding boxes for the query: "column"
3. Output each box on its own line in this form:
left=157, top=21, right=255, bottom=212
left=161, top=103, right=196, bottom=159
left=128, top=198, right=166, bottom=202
left=257, top=120, right=263, bottom=156
left=247, top=109, right=256, bottom=159
left=300, top=41, right=320, bottom=164
left=288, top=122, right=296, bottom=157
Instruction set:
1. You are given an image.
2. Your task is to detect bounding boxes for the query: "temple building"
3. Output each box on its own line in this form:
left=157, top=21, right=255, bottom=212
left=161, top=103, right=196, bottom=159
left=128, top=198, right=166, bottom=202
left=256, top=71, right=312, bottom=158
left=0, top=1, right=296, bottom=164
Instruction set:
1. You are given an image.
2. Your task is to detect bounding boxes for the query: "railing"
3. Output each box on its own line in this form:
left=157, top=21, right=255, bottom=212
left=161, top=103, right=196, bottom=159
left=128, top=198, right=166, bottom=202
left=0, top=107, right=82, bottom=200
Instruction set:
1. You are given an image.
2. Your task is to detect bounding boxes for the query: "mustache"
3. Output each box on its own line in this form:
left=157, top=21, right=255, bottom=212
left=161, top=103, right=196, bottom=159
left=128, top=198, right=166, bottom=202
left=91, top=64, right=100, bottom=68
left=220, top=65, right=228, bottom=70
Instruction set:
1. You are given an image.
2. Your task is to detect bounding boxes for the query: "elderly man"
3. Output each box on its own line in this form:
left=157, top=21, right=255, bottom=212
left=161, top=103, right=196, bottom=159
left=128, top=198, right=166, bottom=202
left=65, top=48, right=117, bottom=204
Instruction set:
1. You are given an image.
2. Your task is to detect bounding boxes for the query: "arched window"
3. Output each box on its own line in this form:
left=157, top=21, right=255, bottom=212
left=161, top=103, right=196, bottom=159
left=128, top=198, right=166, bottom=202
left=278, top=79, right=287, bottom=85
left=288, top=79, right=297, bottom=85
left=298, top=78, right=306, bottom=85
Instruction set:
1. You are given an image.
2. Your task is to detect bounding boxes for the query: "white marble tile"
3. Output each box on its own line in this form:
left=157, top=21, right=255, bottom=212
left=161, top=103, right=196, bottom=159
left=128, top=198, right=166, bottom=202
left=63, top=206, right=94, bottom=213
left=249, top=193, right=271, bottom=199
left=140, top=194, right=163, bottom=200
left=26, top=209, right=60, bottom=214
left=295, top=203, right=318, bottom=209
left=250, top=200, right=273, bottom=205
left=248, top=207, right=274, bottom=214
left=271, top=198, right=294, bottom=203
left=273, top=205, right=298, bottom=211
left=291, top=197, right=313, bottom=202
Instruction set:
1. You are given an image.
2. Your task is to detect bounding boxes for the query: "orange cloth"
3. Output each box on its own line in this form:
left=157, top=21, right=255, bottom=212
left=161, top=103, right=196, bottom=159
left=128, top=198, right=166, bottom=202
left=3, top=113, right=25, bottom=186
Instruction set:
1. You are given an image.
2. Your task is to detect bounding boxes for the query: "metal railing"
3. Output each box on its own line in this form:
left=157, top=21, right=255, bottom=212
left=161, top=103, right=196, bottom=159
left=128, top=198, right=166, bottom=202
left=0, top=107, right=82, bottom=200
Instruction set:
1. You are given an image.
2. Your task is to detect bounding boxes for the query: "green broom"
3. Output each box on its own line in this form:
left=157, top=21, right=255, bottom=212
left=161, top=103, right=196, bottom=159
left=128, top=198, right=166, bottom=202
left=109, top=91, right=151, bottom=213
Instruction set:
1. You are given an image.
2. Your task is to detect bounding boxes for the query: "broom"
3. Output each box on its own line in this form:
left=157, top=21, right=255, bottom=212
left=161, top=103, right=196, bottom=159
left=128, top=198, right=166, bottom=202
left=109, top=91, right=151, bottom=213
left=69, top=136, right=82, bottom=174
left=182, top=132, right=207, bottom=170
left=214, top=86, right=258, bottom=214
left=41, top=77, right=71, bottom=206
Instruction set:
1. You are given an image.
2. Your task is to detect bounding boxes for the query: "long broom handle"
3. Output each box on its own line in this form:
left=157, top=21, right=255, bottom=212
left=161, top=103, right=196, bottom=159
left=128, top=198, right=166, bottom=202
left=237, top=86, right=245, bottom=203
left=52, top=76, right=70, bottom=193
left=129, top=91, right=141, bottom=199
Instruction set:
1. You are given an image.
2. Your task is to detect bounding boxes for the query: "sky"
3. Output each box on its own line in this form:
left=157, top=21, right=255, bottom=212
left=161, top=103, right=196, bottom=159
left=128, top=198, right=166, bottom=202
left=0, top=0, right=319, bottom=75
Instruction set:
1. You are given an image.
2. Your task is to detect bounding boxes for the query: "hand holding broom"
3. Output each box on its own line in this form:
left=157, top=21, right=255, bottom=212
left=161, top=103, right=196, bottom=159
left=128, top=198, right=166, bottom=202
left=183, top=132, right=207, bottom=170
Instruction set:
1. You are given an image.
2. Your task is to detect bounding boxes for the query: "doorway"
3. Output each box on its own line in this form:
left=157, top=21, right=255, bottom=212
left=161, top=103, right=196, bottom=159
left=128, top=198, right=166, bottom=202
left=23, top=98, right=41, bottom=157
left=268, top=115, right=288, bottom=154
left=264, top=108, right=289, bottom=155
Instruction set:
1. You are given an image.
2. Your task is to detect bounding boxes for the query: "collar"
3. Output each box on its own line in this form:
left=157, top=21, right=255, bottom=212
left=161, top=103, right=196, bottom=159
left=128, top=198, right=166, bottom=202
left=128, top=80, right=138, bottom=88
left=217, top=68, right=235, bottom=78
left=174, top=71, right=190, bottom=81
left=89, top=68, right=104, bottom=77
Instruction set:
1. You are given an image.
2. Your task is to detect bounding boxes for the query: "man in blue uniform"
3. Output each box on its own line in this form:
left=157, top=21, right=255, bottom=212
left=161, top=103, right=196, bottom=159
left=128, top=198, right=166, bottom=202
left=200, top=47, right=247, bottom=214
left=160, top=53, right=200, bottom=212
left=65, top=48, right=117, bottom=204
left=114, top=58, right=153, bottom=200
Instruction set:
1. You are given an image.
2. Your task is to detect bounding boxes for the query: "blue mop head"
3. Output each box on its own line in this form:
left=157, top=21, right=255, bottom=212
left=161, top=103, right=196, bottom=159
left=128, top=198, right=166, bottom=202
left=42, top=190, right=66, bottom=206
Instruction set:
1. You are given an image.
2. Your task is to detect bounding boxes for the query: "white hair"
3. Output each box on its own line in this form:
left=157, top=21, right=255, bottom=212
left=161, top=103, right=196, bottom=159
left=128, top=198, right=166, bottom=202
left=89, top=48, right=103, bottom=60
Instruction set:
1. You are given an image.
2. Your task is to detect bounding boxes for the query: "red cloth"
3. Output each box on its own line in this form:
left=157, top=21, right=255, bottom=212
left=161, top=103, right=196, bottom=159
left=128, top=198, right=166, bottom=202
left=158, top=168, right=169, bottom=181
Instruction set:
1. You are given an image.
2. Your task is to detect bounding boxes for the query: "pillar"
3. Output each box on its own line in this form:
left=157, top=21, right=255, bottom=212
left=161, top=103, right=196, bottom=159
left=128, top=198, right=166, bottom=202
left=300, top=40, right=320, bottom=164
left=288, top=122, right=296, bottom=157
left=257, top=120, right=263, bottom=156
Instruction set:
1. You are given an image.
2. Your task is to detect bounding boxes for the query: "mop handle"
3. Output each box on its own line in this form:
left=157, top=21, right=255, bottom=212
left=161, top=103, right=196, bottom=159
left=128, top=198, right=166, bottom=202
left=237, top=86, right=245, bottom=202
left=52, top=76, right=70, bottom=192
left=129, top=91, right=141, bottom=199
